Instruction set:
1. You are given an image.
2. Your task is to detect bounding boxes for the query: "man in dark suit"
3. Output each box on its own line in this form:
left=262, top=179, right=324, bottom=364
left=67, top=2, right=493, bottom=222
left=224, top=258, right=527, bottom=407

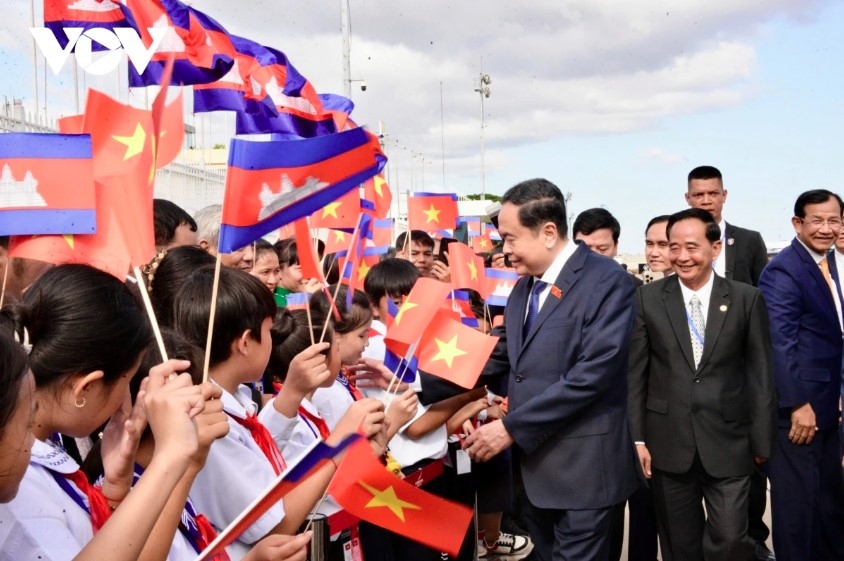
left=465, top=178, right=639, bottom=561
left=758, top=189, right=844, bottom=561
left=628, top=208, right=776, bottom=561
left=685, top=165, right=773, bottom=561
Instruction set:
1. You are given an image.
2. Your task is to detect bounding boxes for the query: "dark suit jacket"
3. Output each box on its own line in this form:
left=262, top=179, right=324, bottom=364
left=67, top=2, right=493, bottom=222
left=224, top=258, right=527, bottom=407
left=723, top=222, right=768, bottom=286
left=628, top=274, right=775, bottom=478
left=482, top=242, right=639, bottom=510
left=758, top=239, right=843, bottom=429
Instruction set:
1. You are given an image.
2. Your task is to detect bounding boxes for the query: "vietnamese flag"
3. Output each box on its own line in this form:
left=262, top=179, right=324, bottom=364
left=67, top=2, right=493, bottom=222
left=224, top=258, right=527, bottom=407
left=328, top=439, right=473, bottom=557
left=471, top=232, right=494, bottom=253
left=293, top=217, right=325, bottom=283
left=310, top=187, right=360, bottom=229
left=57, top=114, right=85, bottom=134
left=0, top=133, right=96, bottom=236
left=447, top=242, right=486, bottom=293
left=384, top=277, right=453, bottom=356
left=324, top=229, right=351, bottom=254
left=417, top=309, right=499, bottom=388
left=153, top=89, right=184, bottom=169
left=407, top=192, right=458, bottom=231
left=363, top=173, right=392, bottom=219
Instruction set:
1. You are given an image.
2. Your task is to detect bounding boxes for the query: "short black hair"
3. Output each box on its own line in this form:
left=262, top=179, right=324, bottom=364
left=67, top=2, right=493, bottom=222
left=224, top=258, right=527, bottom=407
left=267, top=308, right=332, bottom=383
left=172, top=265, right=276, bottom=367
left=153, top=199, right=197, bottom=248
left=364, top=258, right=421, bottom=304
left=501, top=178, right=568, bottom=238
left=572, top=208, right=620, bottom=243
left=396, top=230, right=434, bottom=251
left=687, top=166, right=723, bottom=184
left=645, top=215, right=672, bottom=235
left=148, top=245, right=215, bottom=328
left=666, top=208, right=721, bottom=243
left=310, top=285, right=372, bottom=334
left=794, top=189, right=844, bottom=218
left=274, top=239, right=300, bottom=267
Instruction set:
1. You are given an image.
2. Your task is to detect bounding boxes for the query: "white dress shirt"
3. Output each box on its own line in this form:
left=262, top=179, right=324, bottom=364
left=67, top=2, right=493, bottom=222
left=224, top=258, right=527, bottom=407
left=678, top=271, right=716, bottom=329
left=524, top=239, right=578, bottom=322
left=713, top=220, right=727, bottom=277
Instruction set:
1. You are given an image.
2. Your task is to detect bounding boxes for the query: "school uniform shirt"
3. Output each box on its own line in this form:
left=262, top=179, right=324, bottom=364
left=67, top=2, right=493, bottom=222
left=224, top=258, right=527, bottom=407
left=190, top=384, right=297, bottom=557
left=361, top=387, right=448, bottom=468
left=364, top=320, right=422, bottom=393
left=311, top=379, right=355, bottom=432
left=0, top=439, right=94, bottom=561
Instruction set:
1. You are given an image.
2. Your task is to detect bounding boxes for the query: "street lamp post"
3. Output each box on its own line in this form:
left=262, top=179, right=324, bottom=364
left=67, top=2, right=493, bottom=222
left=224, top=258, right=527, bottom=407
left=474, top=71, right=491, bottom=200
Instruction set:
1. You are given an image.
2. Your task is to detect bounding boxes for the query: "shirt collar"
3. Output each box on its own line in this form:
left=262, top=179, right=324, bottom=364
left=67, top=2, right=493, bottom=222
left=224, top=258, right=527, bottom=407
left=536, top=239, right=577, bottom=285
left=796, top=237, right=827, bottom=264
left=216, top=383, right=258, bottom=418
left=678, top=270, right=715, bottom=306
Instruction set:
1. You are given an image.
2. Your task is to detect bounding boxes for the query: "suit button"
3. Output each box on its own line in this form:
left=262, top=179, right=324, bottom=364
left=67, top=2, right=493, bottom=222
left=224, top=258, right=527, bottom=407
left=693, top=377, right=700, bottom=383
left=515, top=375, right=523, bottom=383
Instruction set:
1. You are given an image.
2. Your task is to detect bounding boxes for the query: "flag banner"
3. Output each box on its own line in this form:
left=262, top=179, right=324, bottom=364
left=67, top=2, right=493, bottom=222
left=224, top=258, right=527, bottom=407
left=196, top=435, right=362, bottom=561
left=363, top=173, right=391, bottom=219
left=0, top=133, right=95, bottom=236
left=384, top=277, right=453, bottom=356
left=447, top=242, right=485, bottom=293
left=319, top=93, right=355, bottom=132
left=309, top=187, right=360, bottom=229
left=43, top=0, right=128, bottom=51
left=471, top=232, right=494, bottom=253
left=372, top=218, right=393, bottom=247
left=459, top=216, right=481, bottom=236
left=219, top=127, right=386, bottom=252
left=447, top=290, right=480, bottom=329
left=123, top=0, right=235, bottom=86
left=328, top=439, right=473, bottom=557
left=293, top=218, right=326, bottom=283
left=417, top=309, right=499, bottom=388
left=407, top=192, right=458, bottom=231
left=57, top=114, right=85, bottom=134
left=483, top=267, right=520, bottom=307
left=284, top=291, right=311, bottom=311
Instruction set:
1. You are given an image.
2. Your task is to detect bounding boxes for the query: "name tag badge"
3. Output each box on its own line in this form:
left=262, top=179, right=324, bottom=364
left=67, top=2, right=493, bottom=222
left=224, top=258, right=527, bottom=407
left=456, top=448, right=472, bottom=475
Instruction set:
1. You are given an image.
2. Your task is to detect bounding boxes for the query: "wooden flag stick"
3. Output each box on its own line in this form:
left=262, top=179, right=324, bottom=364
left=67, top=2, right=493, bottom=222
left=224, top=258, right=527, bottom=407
left=133, top=265, right=168, bottom=361
left=305, top=294, right=315, bottom=346
left=304, top=491, right=331, bottom=534
left=319, top=214, right=364, bottom=343
left=0, top=257, right=9, bottom=309
left=202, top=252, right=223, bottom=383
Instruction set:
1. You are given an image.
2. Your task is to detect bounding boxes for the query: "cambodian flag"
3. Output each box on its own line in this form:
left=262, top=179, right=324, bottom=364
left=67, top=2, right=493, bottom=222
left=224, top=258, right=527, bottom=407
left=0, top=133, right=95, bottom=236
left=43, top=0, right=128, bottom=50
left=483, top=267, right=520, bottom=307
left=218, top=127, right=386, bottom=252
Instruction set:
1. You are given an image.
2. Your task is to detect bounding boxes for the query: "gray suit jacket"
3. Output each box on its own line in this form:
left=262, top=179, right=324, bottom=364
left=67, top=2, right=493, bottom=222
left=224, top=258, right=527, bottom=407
left=628, top=274, right=776, bottom=477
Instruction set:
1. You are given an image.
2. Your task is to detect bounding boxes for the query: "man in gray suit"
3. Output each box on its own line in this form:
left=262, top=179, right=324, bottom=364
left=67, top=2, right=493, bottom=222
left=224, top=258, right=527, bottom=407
left=465, top=178, right=639, bottom=561
left=628, top=208, right=776, bottom=561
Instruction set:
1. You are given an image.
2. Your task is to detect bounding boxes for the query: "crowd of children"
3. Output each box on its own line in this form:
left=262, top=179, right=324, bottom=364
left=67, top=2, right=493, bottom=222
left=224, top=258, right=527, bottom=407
left=0, top=199, right=533, bottom=561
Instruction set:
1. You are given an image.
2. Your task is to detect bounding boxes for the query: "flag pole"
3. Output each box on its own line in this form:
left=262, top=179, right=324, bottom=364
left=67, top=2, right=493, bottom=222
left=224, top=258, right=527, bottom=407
left=202, top=252, right=223, bottom=383
left=319, top=214, right=364, bottom=343
left=0, top=258, right=9, bottom=309
left=134, top=266, right=169, bottom=361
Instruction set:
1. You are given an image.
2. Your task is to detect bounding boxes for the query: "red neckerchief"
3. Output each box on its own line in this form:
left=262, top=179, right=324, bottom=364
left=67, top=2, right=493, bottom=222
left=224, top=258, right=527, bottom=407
left=227, top=413, right=287, bottom=475
left=298, top=406, right=331, bottom=440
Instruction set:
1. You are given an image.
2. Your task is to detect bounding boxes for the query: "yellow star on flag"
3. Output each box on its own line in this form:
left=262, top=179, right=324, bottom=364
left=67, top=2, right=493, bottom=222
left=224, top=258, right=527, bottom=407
left=423, top=204, right=441, bottom=224
left=358, top=481, right=421, bottom=522
left=467, top=260, right=478, bottom=280
left=431, top=334, right=467, bottom=368
left=394, top=300, right=418, bottom=325
left=373, top=176, right=386, bottom=197
left=112, top=122, right=147, bottom=161
left=322, top=202, right=342, bottom=219
left=479, top=239, right=489, bottom=249
left=333, top=230, right=347, bottom=243
left=358, top=261, right=371, bottom=281
left=63, top=234, right=75, bottom=249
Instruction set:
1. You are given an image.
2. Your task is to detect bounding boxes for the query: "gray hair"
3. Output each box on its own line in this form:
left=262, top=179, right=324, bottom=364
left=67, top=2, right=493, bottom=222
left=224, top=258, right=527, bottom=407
left=194, top=204, right=222, bottom=247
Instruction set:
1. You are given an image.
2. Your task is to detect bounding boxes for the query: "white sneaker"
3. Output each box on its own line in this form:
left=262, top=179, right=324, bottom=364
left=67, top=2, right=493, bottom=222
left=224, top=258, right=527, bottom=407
left=479, top=532, right=533, bottom=558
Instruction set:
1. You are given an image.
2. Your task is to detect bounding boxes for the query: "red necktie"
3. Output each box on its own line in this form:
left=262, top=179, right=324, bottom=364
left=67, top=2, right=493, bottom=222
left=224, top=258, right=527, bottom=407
left=63, top=470, right=112, bottom=533
left=194, top=513, right=231, bottom=561
left=228, top=413, right=287, bottom=475
left=339, top=369, right=364, bottom=401
left=298, top=406, right=331, bottom=440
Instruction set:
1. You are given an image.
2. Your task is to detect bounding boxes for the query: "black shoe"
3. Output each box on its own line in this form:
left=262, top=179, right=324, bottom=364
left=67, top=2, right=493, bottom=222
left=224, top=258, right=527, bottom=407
left=754, top=542, right=775, bottom=561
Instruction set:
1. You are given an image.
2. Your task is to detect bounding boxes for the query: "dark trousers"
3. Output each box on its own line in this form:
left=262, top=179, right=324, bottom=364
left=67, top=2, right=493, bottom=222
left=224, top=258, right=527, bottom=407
left=769, top=426, right=844, bottom=561
left=522, top=498, right=616, bottom=561
left=747, top=464, right=770, bottom=544
left=608, top=485, right=659, bottom=561
left=651, top=457, right=752, bottom=561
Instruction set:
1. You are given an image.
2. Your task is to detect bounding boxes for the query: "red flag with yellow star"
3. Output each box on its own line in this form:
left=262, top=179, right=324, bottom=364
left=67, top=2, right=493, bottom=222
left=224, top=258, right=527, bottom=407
left=471, top=232, right=494, bottom=253
left=324, top=229, right=352, bottom=254
left=447, top=241, right=486, bottom=292
left=384, top=277, right=453, bottom=356
left=57, top=114, right=84, bottom=134
left=293, top=217, right=326, bottom=283
left=407, top=192, right=458, bottom=231
left=328, top=438, right=473, bottom=557
left=310, top=187, right=360, bottom=229
left=417, top=308, right=499, bottom=388
left=363, top=173, right=391, bottom=219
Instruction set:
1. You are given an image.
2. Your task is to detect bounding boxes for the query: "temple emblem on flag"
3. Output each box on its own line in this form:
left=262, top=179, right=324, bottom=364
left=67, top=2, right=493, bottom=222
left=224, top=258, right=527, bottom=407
left=258, top=175, right=328, bottom=220
left=262, top=77, right=319, bottom=114
left=152, top=15, right=186, bottom=52
left=359, top=481, right=421, bottom=522
left=68, top=0, right=120, bottom=12
left=0, top=165, right=46, bottom=207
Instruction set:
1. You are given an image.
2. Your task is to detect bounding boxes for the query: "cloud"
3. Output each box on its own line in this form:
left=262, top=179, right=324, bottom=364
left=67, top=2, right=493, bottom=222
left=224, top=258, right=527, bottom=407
left=639, top=147, right=685, bottom=163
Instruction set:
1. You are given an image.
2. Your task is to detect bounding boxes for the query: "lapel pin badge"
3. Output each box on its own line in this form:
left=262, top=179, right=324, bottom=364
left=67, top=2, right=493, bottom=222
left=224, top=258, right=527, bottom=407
left=719, top=304, right=728, bottom=312
left=727, top=238, right=735, bottom=246
left=550, top=285, right=562, bottom=299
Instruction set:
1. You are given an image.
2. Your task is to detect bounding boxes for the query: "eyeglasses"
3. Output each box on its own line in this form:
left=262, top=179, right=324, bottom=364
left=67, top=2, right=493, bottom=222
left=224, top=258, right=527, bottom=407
left=799, top=217, right=843, bottom=229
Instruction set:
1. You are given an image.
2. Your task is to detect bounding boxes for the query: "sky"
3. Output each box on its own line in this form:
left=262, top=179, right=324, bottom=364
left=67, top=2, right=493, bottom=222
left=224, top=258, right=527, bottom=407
left=1, top=0, right=841, bottom=252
